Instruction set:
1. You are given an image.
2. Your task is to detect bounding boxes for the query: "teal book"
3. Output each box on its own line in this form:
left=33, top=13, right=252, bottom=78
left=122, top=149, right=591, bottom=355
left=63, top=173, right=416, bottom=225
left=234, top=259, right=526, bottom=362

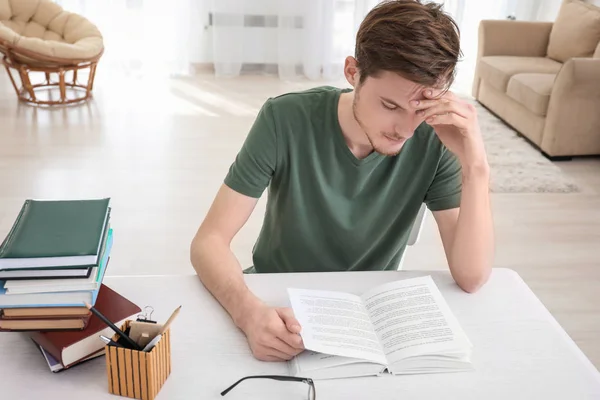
left=0, top=198, right=110, bottom=270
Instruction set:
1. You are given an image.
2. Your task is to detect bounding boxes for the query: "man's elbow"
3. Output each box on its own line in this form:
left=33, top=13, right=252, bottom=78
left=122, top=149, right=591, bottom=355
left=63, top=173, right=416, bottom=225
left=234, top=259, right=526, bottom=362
left=190, top=231, right=228, bottom=274
left=190, top=233, right=209, bottom=274
left=456, top=268, right=491, bottom=293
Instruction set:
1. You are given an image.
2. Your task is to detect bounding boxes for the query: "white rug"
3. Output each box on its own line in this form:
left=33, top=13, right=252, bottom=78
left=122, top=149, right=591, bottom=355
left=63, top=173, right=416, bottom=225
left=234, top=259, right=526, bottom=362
left=470, top=99, right=581, bottom=194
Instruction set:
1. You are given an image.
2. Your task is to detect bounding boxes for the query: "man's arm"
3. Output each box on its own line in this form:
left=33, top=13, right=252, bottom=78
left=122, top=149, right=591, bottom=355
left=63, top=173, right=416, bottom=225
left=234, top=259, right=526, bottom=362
left=190, top=184, right=303, bottom=361
left=190, top=98, right=303, bottom=361
left=432, top=165, right=494, bottom=293
left=190, top=184, right=261, bottom=326
left=414, top=90, right=494, bottom=293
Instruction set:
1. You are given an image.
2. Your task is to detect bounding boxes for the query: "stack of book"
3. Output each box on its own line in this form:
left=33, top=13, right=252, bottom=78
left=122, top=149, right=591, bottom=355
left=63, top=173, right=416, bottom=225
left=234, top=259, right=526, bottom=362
left=31, top=284, right=141, bottom=372
left=0, top=198, right=112, bottom=324
left=0, top=198, right=140, bottom=371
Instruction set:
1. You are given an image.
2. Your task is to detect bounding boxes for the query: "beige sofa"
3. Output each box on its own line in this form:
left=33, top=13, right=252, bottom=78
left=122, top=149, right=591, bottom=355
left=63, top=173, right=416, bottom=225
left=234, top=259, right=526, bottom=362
left=472, top=0, right=600, bottom=159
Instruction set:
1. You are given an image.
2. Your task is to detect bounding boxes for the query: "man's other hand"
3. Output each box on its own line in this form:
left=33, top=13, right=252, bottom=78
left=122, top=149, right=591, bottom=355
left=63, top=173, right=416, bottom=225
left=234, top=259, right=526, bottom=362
left=237, top=303, right=305, bottom=361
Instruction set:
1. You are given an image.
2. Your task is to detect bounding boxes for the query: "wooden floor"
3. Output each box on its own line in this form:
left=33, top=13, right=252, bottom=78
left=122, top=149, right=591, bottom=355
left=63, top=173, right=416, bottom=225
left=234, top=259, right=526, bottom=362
left=0, top=70, right=598, bottom=369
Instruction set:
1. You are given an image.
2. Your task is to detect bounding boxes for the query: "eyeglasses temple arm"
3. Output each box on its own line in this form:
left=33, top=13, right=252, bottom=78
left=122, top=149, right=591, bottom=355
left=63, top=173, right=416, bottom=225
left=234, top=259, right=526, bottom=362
left=221, top=375, right=313, bottom=396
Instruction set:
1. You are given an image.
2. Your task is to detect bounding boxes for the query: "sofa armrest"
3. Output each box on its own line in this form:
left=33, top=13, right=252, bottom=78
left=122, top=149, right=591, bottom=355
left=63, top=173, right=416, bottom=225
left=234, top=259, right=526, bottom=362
left=542, top=58, right=600, bottom=156
left=477, top=20, right=554, bottom=58
left=594, top=41, right=600, bottom=58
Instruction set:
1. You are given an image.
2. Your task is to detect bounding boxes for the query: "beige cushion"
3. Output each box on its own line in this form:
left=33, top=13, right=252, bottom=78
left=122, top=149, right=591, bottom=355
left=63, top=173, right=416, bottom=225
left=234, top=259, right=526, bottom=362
left=0, top=0, right=103, bottom=64
left=478, top=81, right=546, bottom=146
left=547, top=0, right=600, bottom=63
left=506, top=73, right=556, bottom=116
left=478, top=56, right=562, bottom=93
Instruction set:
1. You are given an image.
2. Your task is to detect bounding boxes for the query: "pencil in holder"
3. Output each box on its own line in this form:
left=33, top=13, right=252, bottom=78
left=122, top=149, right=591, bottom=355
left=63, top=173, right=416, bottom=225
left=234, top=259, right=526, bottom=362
left=105, top=320, right=172, bottom=400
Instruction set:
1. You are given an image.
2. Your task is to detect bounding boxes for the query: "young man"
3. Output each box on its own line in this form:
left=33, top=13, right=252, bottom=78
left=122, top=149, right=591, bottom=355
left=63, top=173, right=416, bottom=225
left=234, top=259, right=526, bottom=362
left=191, top=0, right=493, bottom=362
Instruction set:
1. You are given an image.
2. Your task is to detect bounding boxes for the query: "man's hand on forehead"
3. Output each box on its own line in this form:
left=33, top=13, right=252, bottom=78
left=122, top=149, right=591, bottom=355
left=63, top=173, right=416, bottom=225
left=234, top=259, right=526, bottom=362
left=405, top=88, right=486, bottom=167
left=410, top=89, right=469, bottom=129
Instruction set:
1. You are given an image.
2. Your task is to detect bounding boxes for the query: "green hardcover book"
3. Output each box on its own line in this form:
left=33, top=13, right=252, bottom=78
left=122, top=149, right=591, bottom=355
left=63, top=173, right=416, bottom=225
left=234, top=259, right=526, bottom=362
left=0, top=198, right=110, bottom=270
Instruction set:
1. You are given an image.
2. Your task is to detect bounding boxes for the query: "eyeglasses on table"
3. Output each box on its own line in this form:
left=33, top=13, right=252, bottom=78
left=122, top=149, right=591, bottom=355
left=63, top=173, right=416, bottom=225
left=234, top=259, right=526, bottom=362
left=221, top=374, right=316, bottom=399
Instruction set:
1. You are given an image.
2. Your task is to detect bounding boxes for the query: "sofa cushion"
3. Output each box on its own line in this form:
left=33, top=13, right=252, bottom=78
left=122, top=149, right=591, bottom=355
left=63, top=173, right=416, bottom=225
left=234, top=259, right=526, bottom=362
left=478, top=56, right=562, bottom=93
left=506, top=73, right=556, bottom=117
left=547, top=0, right=600, bottom=63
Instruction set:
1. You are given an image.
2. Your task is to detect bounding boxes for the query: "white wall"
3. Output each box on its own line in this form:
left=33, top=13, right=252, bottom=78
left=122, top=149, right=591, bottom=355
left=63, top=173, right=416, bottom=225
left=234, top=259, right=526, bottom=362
left=190, top=0, right=600, bottom=66
left=189, top=1, right=212, bottom=64
left=516, top=0, right=600, bottom=22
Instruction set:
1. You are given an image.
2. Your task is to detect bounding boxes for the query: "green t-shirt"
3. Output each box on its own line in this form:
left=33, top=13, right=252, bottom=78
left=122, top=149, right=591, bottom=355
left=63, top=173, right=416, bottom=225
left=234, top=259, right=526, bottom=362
left=224, top=86, right=461, bottom=273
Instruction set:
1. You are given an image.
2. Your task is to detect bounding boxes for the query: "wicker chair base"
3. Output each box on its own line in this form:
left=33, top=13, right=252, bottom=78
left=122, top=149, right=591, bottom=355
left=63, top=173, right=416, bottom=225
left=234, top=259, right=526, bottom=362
left=2, top=55, right=99, bottom=106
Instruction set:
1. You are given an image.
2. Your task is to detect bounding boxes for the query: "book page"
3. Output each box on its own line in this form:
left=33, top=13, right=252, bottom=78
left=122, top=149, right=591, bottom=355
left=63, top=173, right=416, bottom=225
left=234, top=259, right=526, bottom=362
left=290, top=351, right=386, bottom=379
left=361, top=276, right=471, bottom=365
left=288, top=288, right=387, bottom=365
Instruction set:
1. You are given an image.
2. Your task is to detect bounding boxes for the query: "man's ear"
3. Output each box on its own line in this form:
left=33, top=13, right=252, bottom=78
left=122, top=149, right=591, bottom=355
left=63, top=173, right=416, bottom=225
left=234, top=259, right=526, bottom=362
left=344, top=56, right=360, bottom=87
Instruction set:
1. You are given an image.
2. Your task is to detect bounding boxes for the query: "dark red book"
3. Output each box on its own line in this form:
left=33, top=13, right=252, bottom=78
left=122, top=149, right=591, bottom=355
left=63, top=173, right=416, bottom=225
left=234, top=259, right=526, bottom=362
left=30, top=284, right=141, bottom=368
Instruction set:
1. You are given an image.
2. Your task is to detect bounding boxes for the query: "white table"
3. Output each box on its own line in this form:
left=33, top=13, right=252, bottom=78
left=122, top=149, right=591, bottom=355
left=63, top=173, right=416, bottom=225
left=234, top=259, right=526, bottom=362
left=1, top=268, right=599, bottom=399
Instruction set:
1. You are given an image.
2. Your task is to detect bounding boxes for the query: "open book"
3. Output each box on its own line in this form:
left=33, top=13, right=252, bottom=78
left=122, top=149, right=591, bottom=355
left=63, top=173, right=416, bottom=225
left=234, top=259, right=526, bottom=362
left=287, top=276, right=473, bottom=380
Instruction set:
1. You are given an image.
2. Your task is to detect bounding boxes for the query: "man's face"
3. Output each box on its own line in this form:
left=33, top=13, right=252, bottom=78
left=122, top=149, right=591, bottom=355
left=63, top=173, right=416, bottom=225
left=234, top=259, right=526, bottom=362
left=351, top=71, right=431, bottom=156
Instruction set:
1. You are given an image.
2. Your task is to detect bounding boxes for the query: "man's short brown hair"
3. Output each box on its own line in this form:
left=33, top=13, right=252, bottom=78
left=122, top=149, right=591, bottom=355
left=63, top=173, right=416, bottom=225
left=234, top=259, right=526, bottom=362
left=355, top=0, right=461, bottom=90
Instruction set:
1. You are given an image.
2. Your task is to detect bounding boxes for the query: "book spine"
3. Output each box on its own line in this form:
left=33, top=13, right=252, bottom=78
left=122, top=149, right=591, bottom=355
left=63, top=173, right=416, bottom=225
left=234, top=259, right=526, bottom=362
left=81, top=314, right=91, bottom=329
left=1, top=313, right=89, bottom=320
left=0, top=200, right=31, bottom=258
left=30, top=331, right=65, bottom=365
left=0, top=325, right=86, bottom=332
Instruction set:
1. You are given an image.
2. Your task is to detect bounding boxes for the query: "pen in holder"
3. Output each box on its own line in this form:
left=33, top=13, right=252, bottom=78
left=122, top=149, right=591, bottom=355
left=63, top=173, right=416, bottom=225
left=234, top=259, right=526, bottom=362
left=105, top=320, right=172, bottom=400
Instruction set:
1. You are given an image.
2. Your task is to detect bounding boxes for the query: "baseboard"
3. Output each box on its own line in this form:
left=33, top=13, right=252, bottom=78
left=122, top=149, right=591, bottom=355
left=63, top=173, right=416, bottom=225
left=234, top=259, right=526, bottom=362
left=190, top=63, right=214, bottom=74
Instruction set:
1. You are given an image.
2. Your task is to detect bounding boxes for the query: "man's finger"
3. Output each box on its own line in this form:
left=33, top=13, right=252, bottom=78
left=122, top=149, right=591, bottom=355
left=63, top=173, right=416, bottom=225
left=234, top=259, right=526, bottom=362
left=411, top=97, right=460, bottom=111
left=423, top=88, right=443, bottom=98
left=266, top=347, right=294, bottom=361
left=413, top=89, right=459, bottom=109
left=276, top=308, right=302, bottom=334
left=278, top=329, right=304, bottom=350
left=427, top=112, right=468, bottom=129
left=423, top=88, right=456, bottom=99
left=410, top=98, right=443, bottom=110
left=263, top=356, right=284, bottom=362
left=270, top=337, right=302, bottom=357
left=419, top=102, right=467, bottom=120
left=261, top=353, right=288, bottom=362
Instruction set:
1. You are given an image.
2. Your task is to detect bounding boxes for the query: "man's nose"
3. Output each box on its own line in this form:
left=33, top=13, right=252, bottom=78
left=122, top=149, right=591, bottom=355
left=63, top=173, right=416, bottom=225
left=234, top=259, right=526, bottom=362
left=394, top=115, right=422, bottom=137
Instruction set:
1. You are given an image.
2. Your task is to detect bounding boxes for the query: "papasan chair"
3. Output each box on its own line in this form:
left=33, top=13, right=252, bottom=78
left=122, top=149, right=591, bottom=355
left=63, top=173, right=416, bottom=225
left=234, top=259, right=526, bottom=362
left=0, top=0, right=103, bottom=106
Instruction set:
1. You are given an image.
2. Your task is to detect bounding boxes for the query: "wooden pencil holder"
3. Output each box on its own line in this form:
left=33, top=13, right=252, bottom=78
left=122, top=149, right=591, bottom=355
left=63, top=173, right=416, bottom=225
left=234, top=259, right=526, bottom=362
left=105, top=320, right=172, bottom=400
